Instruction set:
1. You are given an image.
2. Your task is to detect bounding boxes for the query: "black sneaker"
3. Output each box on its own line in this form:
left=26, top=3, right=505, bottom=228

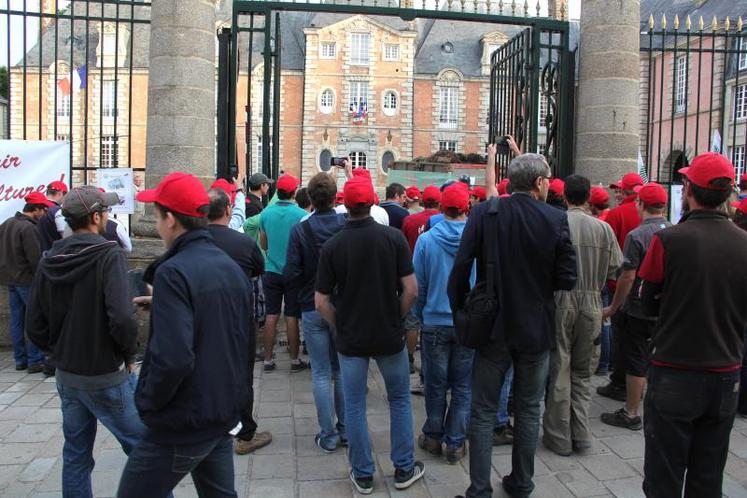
left=601, top=407, right=642, bottom=430
left=492, top=423, right=514, bottom=446
left=15, top=363, right=27, bottom=371
left=290, top=359, right=308, bottom=373
left=596, top=382, right=626, bottom=402
left=315, top=435, right=336, bottom=454
left=394, top=461, right=425, bottom=490
left=349, top=471, right=374, bottom=495
left=263, top=362, right=276, bottom=372
left=27, top=364, right=44, bottom=374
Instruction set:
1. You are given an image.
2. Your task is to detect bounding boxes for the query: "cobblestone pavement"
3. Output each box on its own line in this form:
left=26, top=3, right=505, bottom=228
left=1, top=350, right=747, bottom=498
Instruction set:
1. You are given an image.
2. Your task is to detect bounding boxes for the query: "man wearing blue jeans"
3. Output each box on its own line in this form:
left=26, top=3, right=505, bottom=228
left=25, top=186, right=142, bottom=498
left=285, top=173, right=347, bottom=452
left=449, top=153, right=577, bottom=497
left=0, top=192, right=53, bottom=373
left=413, top=183, right=474, bottom=464
left=316, top=175, right=424, bottom=495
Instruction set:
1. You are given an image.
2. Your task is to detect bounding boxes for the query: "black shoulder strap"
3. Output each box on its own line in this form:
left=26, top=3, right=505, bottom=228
left=301, top=220, right=319, bottom=262
left=485, top=197, right=500, bottom=299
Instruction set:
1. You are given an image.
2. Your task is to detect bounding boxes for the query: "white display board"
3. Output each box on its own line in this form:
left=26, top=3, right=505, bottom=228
left=0, top=140, right=69, bottom=221
left=97, top=168, right=135, bottom=215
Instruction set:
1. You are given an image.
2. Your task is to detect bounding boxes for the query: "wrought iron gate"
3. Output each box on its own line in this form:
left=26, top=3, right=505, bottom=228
left=217, top=0, right=575, bottom=185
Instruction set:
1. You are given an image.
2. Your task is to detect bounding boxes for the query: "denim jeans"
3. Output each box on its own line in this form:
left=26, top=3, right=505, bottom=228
left=56, top=373, right=145, bottom=498
left=420, top=325, right=474, bottom=449
left=118, top=434, right=236, bottom=498
left=302, top=310, right=345, bottom=448
left=465, top=341, right=549, bottom=498
left=495, top=365, right=514, bottom=428
left=643, top=366, right=739, bottom=498
left=338, top=346, right=415, bottom=478
left=8, top=285, right=44, bottom=367
left=598, top=288, right=612, bottom=371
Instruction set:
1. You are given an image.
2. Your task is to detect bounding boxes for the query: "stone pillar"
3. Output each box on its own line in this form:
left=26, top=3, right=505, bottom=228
left=133, top=0, right=216, bottom=236
left=574, top=0, right=640, bottom=185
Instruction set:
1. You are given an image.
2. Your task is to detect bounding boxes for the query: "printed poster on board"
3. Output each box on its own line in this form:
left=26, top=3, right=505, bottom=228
left=98, top=168, right=134, bottom=215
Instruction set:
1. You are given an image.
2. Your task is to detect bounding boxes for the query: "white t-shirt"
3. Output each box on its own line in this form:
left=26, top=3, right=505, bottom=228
left=335, top=204, right=389, bottom=225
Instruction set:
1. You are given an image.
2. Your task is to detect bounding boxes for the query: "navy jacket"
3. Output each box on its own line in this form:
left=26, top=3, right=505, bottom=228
left=448, top=193, right=577, bottom=352
left=285, top=209, right=347, bottom=312
left=136, top=229, right=252, bottom=444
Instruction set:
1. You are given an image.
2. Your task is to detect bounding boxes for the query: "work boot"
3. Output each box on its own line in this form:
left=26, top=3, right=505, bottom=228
left=596, top=382, right=626, bottom=402
left=492, top=422, right=514, bottom=446
left=234, top=431, right=273, bottom=455
left=445, top=444, right=466, bottom=464
left=418, top=433, right=442, bottom=457
left=601, top=407, right=642, bottom=430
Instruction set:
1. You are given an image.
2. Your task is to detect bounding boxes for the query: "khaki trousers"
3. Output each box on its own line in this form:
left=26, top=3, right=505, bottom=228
left=542, top=292, right=602, bottom=453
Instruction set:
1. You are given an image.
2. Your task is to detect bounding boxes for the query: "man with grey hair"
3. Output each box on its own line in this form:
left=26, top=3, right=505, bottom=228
left=449, top=152, right=577, bottom=498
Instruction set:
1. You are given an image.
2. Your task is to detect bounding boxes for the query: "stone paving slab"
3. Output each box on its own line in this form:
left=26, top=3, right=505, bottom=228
left=0, top=350, right=746, bottom=498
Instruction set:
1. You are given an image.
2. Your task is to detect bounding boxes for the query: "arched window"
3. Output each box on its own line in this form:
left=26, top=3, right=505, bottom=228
left=319, top=149, right=332, bottom=172
left=320, top=89, right=334, bottom=114
left=382, top=91, right=398, bottom=116
left=350, top=151, right=367, bottom=168
left=381, top=151, right=394, bottom=174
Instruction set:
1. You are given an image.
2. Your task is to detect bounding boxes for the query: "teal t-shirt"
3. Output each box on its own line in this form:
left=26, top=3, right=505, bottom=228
left=259, top=200, right=307, bottom=274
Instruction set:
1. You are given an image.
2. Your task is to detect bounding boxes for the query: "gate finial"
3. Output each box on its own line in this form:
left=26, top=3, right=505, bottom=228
left=725, top=16, right=731, bottom=31
left=535, top=0, right=540, bottom=17
left=685, top=15, right=691, bottom=31
left=673, top=14, right=679, bottom=30
left=661, top=14, right=667, bottom=30
left=698, top=15, right=704, bottom=31
left=648, top=14, right=654, bottom=30
left=559, top=0, right=565, bottom=20
left=523, top=0, right=528, bottom=16
left=511, top=0, right=516, bottom=16
left=711, top=16, right=718, bottom=31
left=738, top=16, right=743, bottom=32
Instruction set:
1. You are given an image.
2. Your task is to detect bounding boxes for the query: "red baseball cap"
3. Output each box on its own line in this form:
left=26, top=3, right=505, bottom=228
left=352, top=168, right=372, bottom=181
left=634, top=182, right=668, bottom=206
left=47, top=181, right=68, bottom=194
left=25, top=191, right=55, bottom=207
left=471, top=186, right=487, bottom=201
left=210, top=178, right=238, bottom=203
left=497, top=178, right=510, bottom=195
left=136, top=172, right=209, bottom=217
left=422, top=185, right=441, bottom=203
left=343, top=176, right=375, bottom=208
left=276, top=174, right=300, bottom=193
left=590, top=187, right=610, bottom=206
left=732, top=198, right=747, bottom=214
left=549, top=178, right=565, bottom=196
left=610, top=173, right=645, bottom=191
left=405, top=186, right=421, bottom=201
left=441, top=184, right=470, bottom=212
left=679, top=152, right=735, bottom=190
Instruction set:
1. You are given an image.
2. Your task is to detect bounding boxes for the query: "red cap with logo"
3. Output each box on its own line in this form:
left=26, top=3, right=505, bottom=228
left=590, top=187, right=610, bottom=206
left=210, top=178, right=238, bottom=204
left=276, top=174, right=300, bottom=193
left=549, top=178, right=565, bottom=196
left=25, top=191, right=55, bottom=207
left=47, top=181, right=69, bottom=194
left=441, top=184, right=470, bottom=212
left=732, top=197, right=747, bottom=214
left=497, top=178, right=510, bottom=195
left=422, top=185, right=442, bottom=203
left=471, top=186, right=487, bottom=201
left=343, top=176, right=375, bottom=208
left=679, top=152, right=735, bottom=190
left=136, top=172, right=209, bottom=217
left=405, top=186, right=421, bottom=201
left=610, top=173, right=645, bottom=191
left=634, top=182, right=668, bottom=206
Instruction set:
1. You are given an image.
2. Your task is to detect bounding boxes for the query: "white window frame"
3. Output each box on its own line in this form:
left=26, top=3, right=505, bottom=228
left=383, top=43, right=400, bottom=61
left=56, top=92, right=70, bottom=118
left=350, top=151, right=367, bottom=168
left=102, top=79, right=116, bottom=119
left=348, top=81, right=369, bottom=111
left=736, top=84, right=747, bottom=120
left=438, top=86, right=459, bottom=129
left=319, top=88, right=335, bottom=114
left=350, top=33, right=370, bottom=66
left=100, top=135, right=116, bottom=168
left=382, top=90, right=398, bottom=116
left=732, top=145, right=746, bottom=178
left=438, top=140, right=457, bottom=152
left=320, top=42, right=336, bottom=59
left=675, top=55, right=687, bottom=114
left=738, top=37, right=747, bottom=71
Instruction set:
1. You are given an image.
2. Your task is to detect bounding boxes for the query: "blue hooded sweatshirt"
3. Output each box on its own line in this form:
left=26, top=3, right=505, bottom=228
left=413, top=218, right=475, bottom=327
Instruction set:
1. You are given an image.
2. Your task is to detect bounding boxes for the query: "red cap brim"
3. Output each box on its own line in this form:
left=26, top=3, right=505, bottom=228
left=633, top=185, right=643, bottom=193
left=136, top=189, right=158, bottom=203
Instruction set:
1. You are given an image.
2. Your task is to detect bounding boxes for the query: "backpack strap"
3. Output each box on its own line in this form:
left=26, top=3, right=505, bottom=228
left=484, top=197, right=500, bottom=300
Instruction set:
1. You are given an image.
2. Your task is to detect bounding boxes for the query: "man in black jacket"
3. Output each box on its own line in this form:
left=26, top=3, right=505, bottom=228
left=206, top=187, right=272, bottom=456
left=638, top=153, right=747, bottom=497
left=117, top=172, right=252, bottom=498
left=449, top=153, right=577, bottom=498
left=26, top=186, right=141, bottom=498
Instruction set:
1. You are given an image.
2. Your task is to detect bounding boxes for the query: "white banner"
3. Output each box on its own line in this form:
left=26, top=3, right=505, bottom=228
left=97, top=168, right=134, bottom=215
left=0, top=140, right=69, bottom=222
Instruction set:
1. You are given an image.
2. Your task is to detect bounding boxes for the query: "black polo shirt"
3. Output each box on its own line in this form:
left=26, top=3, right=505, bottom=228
left=245, top=192, right=265, bottom=218
left=316, top=216, right=413, bottom=357
left=207, top=224, right=264, bottom=281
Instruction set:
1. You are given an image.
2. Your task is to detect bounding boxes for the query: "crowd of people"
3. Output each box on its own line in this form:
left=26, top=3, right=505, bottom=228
left=0, top=146, right=746, bottom=498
